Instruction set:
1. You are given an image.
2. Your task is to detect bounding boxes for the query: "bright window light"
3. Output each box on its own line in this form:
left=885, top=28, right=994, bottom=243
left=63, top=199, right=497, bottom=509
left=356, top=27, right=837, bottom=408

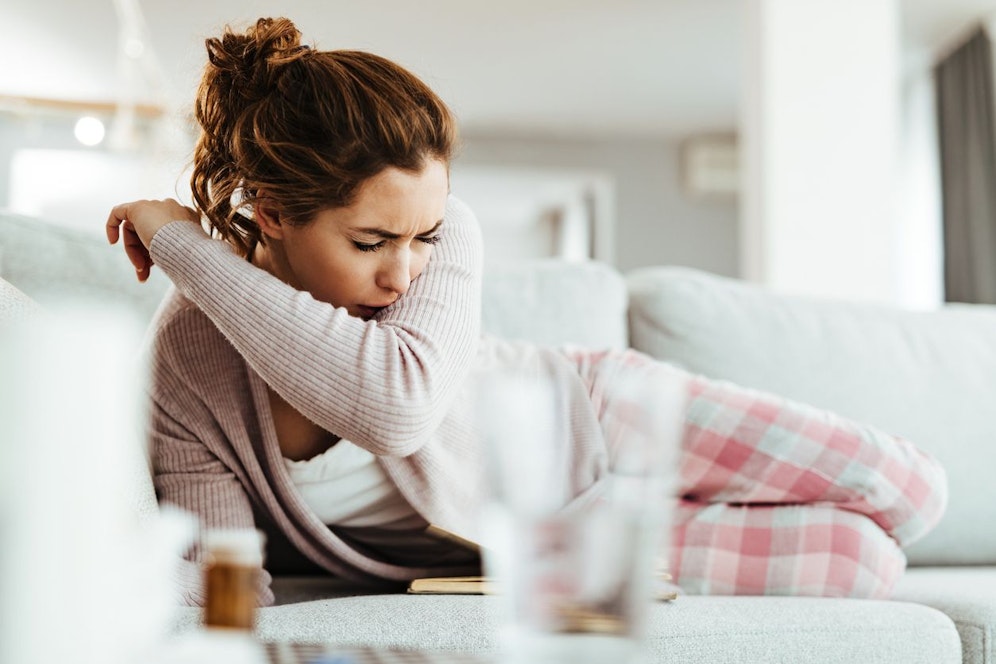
left=124, top=37, right=145, bottom=59
left=74, top=116, right=105, bottom=147
left=9, top=148, right=191, bottom=233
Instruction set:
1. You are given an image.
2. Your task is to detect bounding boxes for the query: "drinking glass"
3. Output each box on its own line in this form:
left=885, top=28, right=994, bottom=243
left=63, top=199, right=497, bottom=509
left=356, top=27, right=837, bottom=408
left=475, top=363, right=686, bottom=664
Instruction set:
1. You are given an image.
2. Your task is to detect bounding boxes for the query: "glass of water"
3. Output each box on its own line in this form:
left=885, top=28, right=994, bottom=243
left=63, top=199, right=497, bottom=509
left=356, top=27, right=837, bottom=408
left=476, top=363, right=686, bottom=664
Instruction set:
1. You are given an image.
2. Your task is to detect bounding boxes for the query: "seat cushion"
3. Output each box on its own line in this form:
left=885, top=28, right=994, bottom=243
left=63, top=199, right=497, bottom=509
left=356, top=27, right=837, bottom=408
left=894, top=566, right=996, bottom=664
left=627, top=266, right=996, bottom=566
left=171, top=577, right=960, bottom=663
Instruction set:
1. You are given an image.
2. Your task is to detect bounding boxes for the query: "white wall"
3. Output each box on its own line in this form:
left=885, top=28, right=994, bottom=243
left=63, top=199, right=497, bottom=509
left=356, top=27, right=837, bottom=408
left=450, top=165, right=616, bottom=265
left=455, top=134, right=739, bottom=276
left=897, top=58, right=944, bottom=309
left=741, top=0, right=903, bottom=303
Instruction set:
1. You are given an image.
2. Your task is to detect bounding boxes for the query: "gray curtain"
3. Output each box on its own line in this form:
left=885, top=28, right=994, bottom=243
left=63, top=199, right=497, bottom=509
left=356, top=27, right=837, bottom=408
left=936, top=27, right=996, bottom=304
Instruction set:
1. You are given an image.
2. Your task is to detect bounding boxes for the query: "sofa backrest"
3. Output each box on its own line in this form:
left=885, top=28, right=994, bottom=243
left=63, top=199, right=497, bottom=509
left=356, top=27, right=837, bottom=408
left=627, top=266, right=996, bottom=566
left=0, top=210, right=171, bottom=323
left=482, top=259, right=628, bottom=350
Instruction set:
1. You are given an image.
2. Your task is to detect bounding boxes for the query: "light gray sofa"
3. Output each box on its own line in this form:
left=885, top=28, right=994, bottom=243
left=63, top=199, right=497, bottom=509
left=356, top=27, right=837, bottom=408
left=2, top=208, right=995, bottom=664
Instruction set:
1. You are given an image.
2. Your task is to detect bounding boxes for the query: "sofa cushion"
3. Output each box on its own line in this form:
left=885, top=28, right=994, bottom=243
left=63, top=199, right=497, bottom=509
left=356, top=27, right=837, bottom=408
left=481, top=259, right=627, bottom=350
left=0, top=211, right=171, bottom=323
left=627, top=266, right=996, bottom=566
left=171, top=577, right=960, bottom=663
left=0, top=277, right=39, bottom=324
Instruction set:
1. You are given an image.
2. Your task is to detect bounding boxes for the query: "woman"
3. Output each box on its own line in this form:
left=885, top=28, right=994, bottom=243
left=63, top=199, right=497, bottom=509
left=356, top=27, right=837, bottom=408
left=107, top=17, right=946, bottom=607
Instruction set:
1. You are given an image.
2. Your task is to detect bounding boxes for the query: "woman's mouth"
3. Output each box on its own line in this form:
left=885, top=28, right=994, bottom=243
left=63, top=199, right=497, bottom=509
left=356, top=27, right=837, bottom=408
left=355, top=305, right=385, bottom=319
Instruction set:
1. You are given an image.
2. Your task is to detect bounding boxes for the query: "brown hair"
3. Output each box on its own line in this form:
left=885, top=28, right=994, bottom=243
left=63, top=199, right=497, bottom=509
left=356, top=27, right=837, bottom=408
left=190, top=17, right=457, bottom=257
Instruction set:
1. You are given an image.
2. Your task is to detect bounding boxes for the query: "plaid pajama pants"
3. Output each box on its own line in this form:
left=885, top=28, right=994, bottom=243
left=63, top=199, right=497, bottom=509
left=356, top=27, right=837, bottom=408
left=565, top=347, right=948, bottom=599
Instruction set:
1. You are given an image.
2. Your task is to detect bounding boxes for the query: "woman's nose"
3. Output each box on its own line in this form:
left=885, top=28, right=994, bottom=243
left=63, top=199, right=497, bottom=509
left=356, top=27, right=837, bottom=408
left=377, top=252, right=411, bottom=296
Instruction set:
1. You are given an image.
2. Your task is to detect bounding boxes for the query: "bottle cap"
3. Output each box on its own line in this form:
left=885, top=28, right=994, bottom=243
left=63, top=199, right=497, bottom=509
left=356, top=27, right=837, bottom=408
left=203, top=529, right=265, bottom=566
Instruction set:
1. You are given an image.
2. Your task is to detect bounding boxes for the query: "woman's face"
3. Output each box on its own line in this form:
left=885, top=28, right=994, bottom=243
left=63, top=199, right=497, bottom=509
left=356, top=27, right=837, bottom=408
left=258, top=159, right=449, bottom=319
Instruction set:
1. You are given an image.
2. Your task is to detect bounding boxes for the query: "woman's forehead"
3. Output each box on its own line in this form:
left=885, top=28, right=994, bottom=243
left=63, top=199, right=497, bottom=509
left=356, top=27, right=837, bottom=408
left=323, top=162, right=449, bottom=233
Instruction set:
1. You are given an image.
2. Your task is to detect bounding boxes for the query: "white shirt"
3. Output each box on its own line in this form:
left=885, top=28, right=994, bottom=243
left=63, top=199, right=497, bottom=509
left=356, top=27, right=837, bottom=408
left=283, top=440, right=423, bottom=529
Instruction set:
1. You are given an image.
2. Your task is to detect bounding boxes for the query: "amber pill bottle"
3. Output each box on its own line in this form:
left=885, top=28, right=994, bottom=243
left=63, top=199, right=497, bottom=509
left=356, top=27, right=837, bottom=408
left=203, top=529, right=265, bottom=630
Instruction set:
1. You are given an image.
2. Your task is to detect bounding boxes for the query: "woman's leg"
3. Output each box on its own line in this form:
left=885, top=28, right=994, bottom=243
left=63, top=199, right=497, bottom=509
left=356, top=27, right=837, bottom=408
left=679, top=373, right=947, bottom=548
left=563, top=347, right=947, bottom=597
left=671, top=501, right=906, bottom=598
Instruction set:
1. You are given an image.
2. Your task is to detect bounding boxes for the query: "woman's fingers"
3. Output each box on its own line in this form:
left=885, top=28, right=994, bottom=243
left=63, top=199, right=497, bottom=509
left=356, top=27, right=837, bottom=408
left=106, top=198, right=200, bottom=281
left=107, top=201, right=160, bottom=281
left=106, top=201, right=136, bottom=245
left=121, top=221, right=154, bottom=281
left=107, top=200, right=153, bottom=246
left=106, top=201, right=154, bottom=281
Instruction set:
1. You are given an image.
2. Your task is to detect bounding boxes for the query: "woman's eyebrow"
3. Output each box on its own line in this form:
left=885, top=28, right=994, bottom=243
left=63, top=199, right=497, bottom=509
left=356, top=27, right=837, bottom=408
left=352, top=219, right=443, bottom=240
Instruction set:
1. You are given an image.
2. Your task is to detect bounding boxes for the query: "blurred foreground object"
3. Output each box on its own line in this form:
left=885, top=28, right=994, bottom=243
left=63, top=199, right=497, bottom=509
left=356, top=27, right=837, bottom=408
left=476, top=368, right=685, bottom=664
left=0, top=300, right=192, bottom=664
left=203, top=529, right=266, bottom=630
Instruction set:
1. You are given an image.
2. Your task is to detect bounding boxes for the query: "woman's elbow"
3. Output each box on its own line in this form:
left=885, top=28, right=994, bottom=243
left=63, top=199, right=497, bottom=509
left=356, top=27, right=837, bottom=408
left=360, top=410, right=439, bottom=457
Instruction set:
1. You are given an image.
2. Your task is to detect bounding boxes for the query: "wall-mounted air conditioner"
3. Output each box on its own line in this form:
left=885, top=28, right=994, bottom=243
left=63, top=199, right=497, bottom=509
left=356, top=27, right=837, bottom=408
left=680, top=134, right=739, bottom=199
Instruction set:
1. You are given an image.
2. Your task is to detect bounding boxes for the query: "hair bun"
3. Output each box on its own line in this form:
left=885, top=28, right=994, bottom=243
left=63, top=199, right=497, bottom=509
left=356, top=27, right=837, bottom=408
left=204, top=17, right=307, bottom=102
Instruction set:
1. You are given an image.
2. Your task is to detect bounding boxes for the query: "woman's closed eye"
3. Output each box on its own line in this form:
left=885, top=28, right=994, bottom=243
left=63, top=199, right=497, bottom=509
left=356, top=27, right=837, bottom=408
left=353, top=240, right=385, bottom=253
left=352, top=234, right=441, bottom=253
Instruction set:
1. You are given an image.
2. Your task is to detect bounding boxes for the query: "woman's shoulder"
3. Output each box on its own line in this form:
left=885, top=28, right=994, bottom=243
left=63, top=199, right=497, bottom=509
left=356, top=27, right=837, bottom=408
left=146, top=288, right=242, bottom=375
left=149, top=288, right=215, bottom=338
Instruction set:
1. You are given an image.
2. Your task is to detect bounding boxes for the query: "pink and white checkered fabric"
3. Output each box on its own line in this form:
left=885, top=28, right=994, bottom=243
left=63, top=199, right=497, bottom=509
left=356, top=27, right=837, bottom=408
left=564, top=347, right=948, bottom=599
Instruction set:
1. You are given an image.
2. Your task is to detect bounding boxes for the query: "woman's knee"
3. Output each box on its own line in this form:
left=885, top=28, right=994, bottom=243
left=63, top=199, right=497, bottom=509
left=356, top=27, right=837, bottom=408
left=669, top=502, right=907, bottom=599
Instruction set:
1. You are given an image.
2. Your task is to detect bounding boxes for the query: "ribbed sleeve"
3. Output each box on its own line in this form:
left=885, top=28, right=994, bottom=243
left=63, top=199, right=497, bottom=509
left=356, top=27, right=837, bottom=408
left=148, top=196, right=483, bottom=456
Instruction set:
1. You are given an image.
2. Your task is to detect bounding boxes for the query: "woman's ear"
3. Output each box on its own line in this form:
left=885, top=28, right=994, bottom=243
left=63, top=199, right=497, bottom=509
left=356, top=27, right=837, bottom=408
left=255, top=197, right=284, bottom=240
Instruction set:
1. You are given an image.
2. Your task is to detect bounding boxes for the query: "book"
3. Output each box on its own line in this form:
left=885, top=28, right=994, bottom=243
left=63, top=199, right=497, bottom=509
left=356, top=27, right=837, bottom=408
left=407, top=576, right=496, bottom=595
left=407, top=575, right=678, bottom=601
left=414, top=524, right=678, bottom=600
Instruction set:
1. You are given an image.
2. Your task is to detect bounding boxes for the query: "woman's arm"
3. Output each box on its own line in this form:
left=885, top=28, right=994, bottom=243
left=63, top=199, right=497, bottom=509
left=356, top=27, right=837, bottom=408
left=145, top=196, right=482, bottom=456
left=150, top=365, right=275, bottom=607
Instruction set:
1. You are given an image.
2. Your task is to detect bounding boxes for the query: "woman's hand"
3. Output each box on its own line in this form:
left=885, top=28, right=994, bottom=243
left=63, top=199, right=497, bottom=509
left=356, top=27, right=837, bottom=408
left=106, top=199, right=200, bottom=282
